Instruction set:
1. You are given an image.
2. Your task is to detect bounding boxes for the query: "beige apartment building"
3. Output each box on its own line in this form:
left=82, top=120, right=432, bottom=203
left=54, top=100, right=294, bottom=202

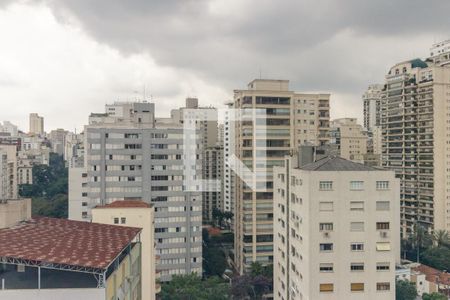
left=29, top=113, right=44, bottom=136
left=273, top=155, right=400, bottom=300
left=330, top=118, right=368, bottom=163
left=381, top=40, right=450, bottom=235
left=92, top=200, right=157, bottom=300
left=233, top=79, right=330, bottom=273
left=0, top=144, right=18, bottom=199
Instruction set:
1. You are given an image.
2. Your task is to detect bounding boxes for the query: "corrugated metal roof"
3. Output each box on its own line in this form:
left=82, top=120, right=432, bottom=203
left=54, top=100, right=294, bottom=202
left=0, top=216, right=141, bottom=270
left=300, top=156, right=380, bottom=171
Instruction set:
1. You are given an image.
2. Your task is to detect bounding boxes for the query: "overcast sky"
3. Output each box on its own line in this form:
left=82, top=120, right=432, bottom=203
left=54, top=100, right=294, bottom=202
left=0, top=0, right=448, bottom=132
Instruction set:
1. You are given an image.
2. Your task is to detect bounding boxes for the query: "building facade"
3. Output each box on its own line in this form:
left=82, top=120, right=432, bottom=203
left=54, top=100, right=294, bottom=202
left=68, top=101, right=203, bottom=281
left=92, top=201, right=157, bottom=300
left=202, top=145, right=224, bottom=222
left=363, top=84, right=384, bottom=131
left=273, top=155, right=400, bottom=300
left=233, top=79, right=330, bottom=273
left=381, top=43, right=450, bottom=235
left=29, top=113, right=44, bottom=136
left=330, top=118, right=368, bottom=163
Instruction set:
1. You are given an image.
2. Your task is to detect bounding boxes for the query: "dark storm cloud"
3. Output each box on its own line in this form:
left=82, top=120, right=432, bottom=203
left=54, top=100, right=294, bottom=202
left=44, top=0, right=449, bottom=94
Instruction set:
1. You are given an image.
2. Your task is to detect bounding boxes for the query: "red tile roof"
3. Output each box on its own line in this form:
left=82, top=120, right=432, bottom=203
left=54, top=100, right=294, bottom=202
left=96, top=200, right=151, bottom=208
left=413, top=264, right=450, bottom=285
left=0, top=216, right=141, bottom=270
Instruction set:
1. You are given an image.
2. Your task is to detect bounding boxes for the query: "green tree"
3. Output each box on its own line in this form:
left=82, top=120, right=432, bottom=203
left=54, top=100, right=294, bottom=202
left=422, top=292, right=447, bottom=300
left=19, top=153, right=68, bottom=218
left=409, top=224, right=433, bottom=262
left=421, top=246, right=450, bottom=271
left=395, top=280, right=417, bottom=300
left=160, top=274, right=229, bottom=300
left=203, top=247, right=227, bottom=276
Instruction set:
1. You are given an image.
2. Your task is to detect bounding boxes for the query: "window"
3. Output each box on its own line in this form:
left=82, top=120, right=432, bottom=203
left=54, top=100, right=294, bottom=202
left=376, top=222, right=390, bottom=230
left=319, top=202, right=333, bottom=211
left=376, top=262, right=390, bottom=271
left=82, top=192, right=88, bottom=197
left=319, top=181, right=333, bottom=190
left=376, top=201, right=390, bottom=211
left=319, top=263, right=334, bottom=272
left=320, top=223, right=333, bottom=231
left=351, top=283, right=364, bottom=292
left=320, top=243, right=333, bottom=251
left=350, top=201, right=364, bottom=211
left=121, top=217, right=126, bottom=224
left=351, top=243, right=364, bottom=251
left=82, top=202, right=88, bottom=207
left=376, top=181, right=389, bottom=190
left=319, top=284, right=334, bottom=292
left=350, top=181, right=363, bottom=190
left=377, top=282, right=390, bottom=291
left=114, top=217, right=119, bottom=224
left=350, top=263, right=364, bottom=271
left=376, top=242, right=391, bottom=251
left=350, top=222, right=364, bottom=232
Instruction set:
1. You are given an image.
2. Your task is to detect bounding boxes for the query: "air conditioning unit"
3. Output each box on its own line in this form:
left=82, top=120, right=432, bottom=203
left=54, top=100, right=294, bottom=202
left=380, top=231, right=388, bottom=238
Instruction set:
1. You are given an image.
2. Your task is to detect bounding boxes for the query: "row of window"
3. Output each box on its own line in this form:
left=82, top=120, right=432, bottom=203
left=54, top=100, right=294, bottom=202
left=319, top=222, right=390, bottom=231
left=319, top=262, right=390, bottom=272
left=319, top=242, right=391, bottom=252
left=319, top=180, right=389, bottom=191
left=319, top=282, right=390, bottom=293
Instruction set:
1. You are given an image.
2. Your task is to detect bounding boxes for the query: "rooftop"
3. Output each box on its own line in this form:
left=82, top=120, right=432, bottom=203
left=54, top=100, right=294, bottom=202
left=0, top=216, right=141, bottom=271
left=96, top=200, right=151, bottom=209
left=412, top=264, right=450, bottom=285
left=300, top=156, right=380, bottom=171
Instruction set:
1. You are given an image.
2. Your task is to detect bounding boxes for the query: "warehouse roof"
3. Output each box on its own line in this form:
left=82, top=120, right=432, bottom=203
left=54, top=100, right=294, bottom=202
left=0, top=216, right=141, bottom=271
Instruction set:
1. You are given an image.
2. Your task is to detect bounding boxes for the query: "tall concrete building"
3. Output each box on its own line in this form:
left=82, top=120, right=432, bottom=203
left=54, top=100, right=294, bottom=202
left=274, top=155, right=400, bottom=300
left=29, top=113, right=44, bottom=135
left=330, top=118, right=368, bottom=163
left=363, top=84, right=384, bottom=131
left=0, top=144, right=18, bottom=199
left=233, top=79, right=330, bottom=273
left=202, top=145, right=224, bottom=222
left=49, top=128, right=68, bottom=156
left=381, top=40, right=450, bottom=235
left=68, top=101, right=202, bottom=282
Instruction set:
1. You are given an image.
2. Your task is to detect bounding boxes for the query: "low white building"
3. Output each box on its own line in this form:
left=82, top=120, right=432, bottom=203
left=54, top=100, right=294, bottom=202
left=274, top=155, right=400, bottom=300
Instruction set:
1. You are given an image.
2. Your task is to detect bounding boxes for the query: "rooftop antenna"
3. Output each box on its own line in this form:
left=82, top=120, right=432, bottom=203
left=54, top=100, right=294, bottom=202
left=259, top=67, right=262, bottom=79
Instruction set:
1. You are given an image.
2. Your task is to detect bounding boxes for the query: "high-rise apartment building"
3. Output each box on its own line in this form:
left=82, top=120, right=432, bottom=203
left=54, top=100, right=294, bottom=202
left=0, top=144, right=17, bottom=199
left=330, top=118, right=368, bottom=163
left=233, top=79, right=330, bottom=273
left=381, top=41, right=450, bottom=235
left=202, top=145, right=224, bottom=222
left=273, top=155, right=400, bottom=300
left=363, top=84, right=384, bottom=131
left=68, top=101, right=202, bottom=282
left=29, top=113, right=44, bottom=135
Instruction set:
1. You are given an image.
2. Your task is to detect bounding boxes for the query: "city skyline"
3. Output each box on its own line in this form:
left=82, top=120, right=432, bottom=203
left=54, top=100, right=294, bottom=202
left=0, top=1, right=448, bottom=131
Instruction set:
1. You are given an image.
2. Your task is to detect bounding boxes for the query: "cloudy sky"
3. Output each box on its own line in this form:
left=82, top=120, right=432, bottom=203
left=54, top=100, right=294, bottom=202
left=0, top=0, right=448, bottom=132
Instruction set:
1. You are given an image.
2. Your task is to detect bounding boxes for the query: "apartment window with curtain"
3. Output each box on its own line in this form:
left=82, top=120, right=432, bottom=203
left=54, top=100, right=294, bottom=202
left=319, top=283, right=334, bottom=292
left=351, top=283, right=364, bottom=292
left=376, top=282, right=390, bottom=291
